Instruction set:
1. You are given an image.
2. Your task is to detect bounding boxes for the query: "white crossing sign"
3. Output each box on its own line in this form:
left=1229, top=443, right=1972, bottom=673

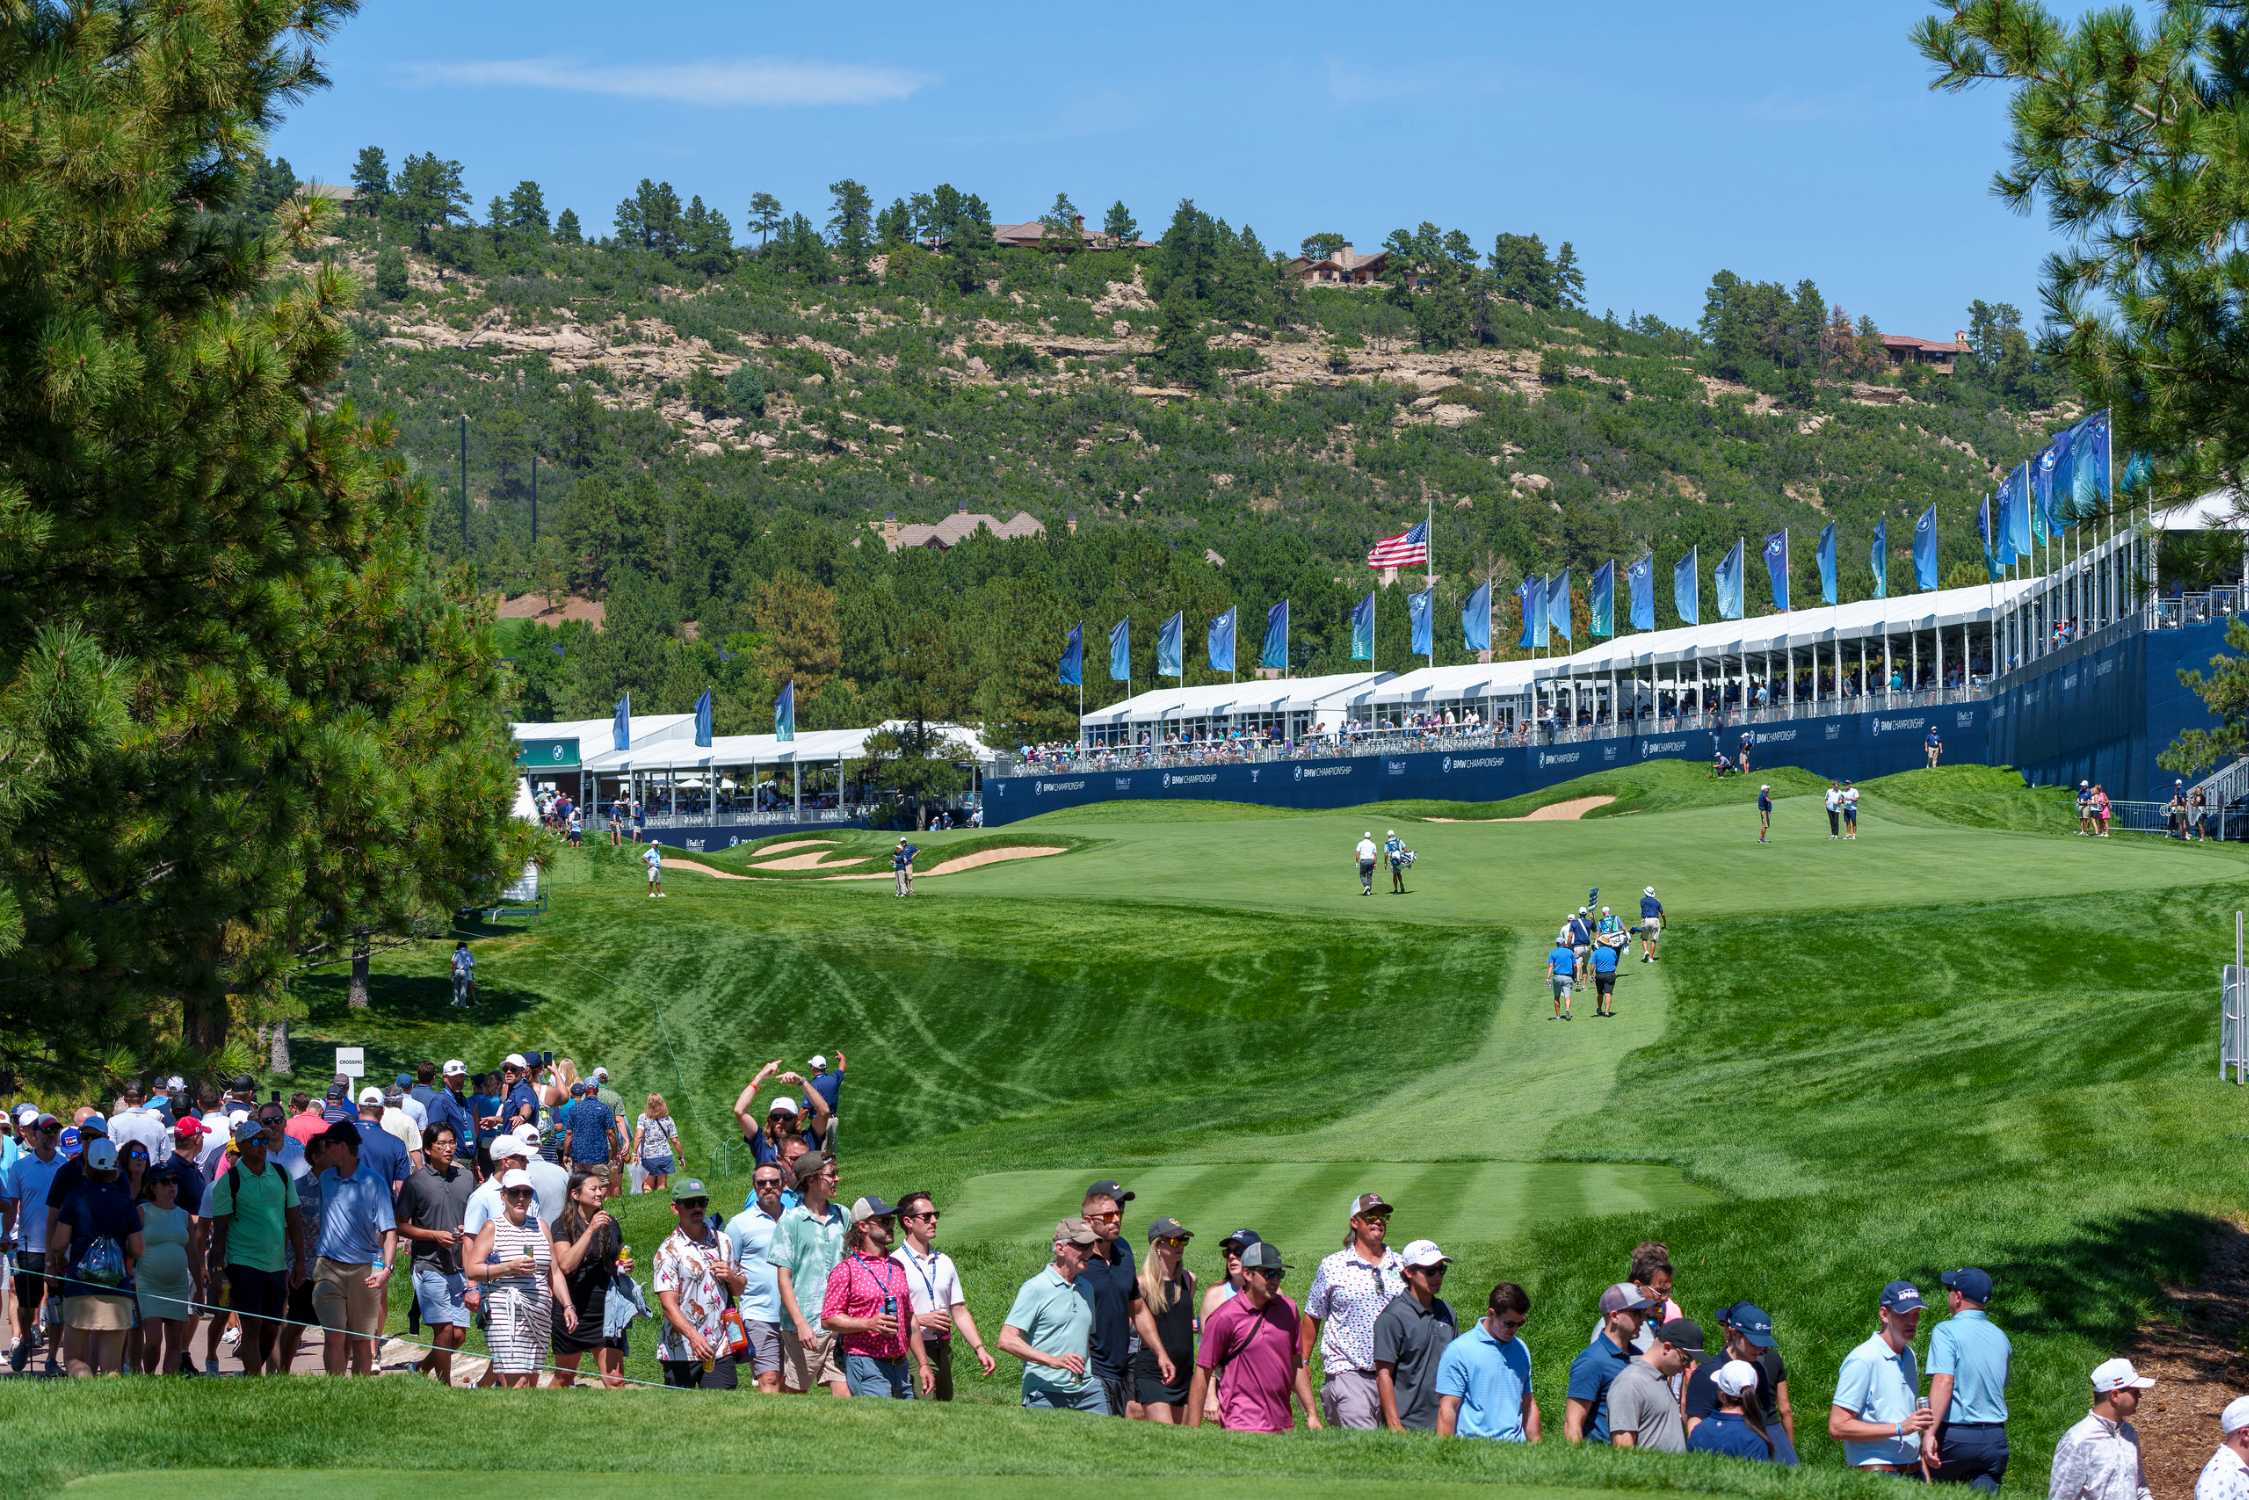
left=335, top=1046, right=365, bottom=1081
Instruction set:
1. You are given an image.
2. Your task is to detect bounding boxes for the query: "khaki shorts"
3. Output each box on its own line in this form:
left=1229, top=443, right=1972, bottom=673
left=66, top=1293, right=133, bottom=1332
left=779, top=1326, right=845, bottom=1392
left=1322, top=1368, right=1382, bottom=1429
left=312, top=1257, right=386, bottom=1338
left=1642, top=915, right=1661, bottom=935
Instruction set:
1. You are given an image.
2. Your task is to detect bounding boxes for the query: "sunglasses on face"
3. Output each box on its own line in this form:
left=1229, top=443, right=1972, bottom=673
left=1253, top=1268, right=1286, bottom=1284
left=504, top=1189, right=534, bottom=1200
left=1156, top=1236, right=1188, bottom=1249
left=753, top=1177, right=783, bottom=1189
left=678, top=1199, right=708, bottom=1210
left=904, top=1210, right=939, bottom=1222
left=1084, top=1210, right=1121, bottom=1223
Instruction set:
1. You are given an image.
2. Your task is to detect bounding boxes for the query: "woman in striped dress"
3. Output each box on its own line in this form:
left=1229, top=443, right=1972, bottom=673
left=467, top=1168, right=575, bottom=1386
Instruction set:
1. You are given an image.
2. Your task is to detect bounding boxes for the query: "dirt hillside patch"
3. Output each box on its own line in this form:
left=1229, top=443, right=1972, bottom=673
left=1425, top=796, right=1617, bottom=824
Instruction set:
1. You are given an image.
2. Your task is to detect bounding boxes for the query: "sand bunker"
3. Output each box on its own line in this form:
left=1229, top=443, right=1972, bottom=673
left=663, top=858, right=747, bottom=881
left=821, top=845, right=1070, bottom=880
left=753, top=850, right=871, bottom=871
left=1425, top=795, right=1617, bottom=824
left=751, top=839, right=836, bottom=857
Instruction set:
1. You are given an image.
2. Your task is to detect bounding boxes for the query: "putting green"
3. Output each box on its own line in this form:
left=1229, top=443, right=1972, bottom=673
left=62, top=1474, right=1630, bottom=1500
left=946, top=1159, right=1715, bottom=1256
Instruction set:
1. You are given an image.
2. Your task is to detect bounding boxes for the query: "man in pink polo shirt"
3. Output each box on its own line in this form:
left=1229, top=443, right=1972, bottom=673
left=1188, top=1242, right=1321, bottom=1433
left=819, top=1196, right=930, bottom=1400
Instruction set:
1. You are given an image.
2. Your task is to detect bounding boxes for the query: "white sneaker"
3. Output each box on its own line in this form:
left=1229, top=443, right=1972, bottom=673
left=222, top=1324, right=241, bottom=1347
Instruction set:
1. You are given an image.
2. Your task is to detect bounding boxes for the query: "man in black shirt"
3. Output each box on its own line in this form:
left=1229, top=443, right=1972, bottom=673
left=1683, top=1301, right=1793, bottom=1446
left=397, top=1123, right=477, bottom=1385
left=1076, top=1178, right=1141, bottom=1418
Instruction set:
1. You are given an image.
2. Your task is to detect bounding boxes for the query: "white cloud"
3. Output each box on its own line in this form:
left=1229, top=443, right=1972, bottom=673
left=396, top=56, right=929, bottom=108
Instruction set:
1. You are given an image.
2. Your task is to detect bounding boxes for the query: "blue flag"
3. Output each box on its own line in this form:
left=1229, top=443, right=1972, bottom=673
left=1207, top=607, right=1236, bottom=673
left=1628, top=554, right=1655, bottom=631
left=1059, top=624, right=1083, bottom=687
left=1107, top=618, right=1130, bottom=682
left=1408, top=588, right=1434, bottom=657
left=2033, top=433, right=2064, bottom=542
left=1462, top=580, right=1492, bottom=653
left=1262, top=600, right=1289, bottom=671
left=1913, top=504, right=1938, bottom=590
left=1350, top=591, right=1376, bottom=662
left=1548, top=570, right=1573, bottom=643
left=1157, top=611, right=1184, bottom=678
left=1979, top=498, right=1999, bottom=582
left=2120, top=450, right=2153, bottom=494
left=2068, top=409, right=2110, bottom=522
left=1714, top=540, right=1745, bottom=621
left=774, top=681, right=795, bottom=742
left=1762, top=530, right=1790, bottom=612
left=1999, top=464, right=2028, bottom=565
left=1673, top=547, right=1699, bottom=625
left=1817, top=523, right=1837, bottom=605
left=694, top=689, right=713, bottom=748
left=1590, top=561, right=1615, bottom=639
left=1871, top=519, right=1888, bottom=599
left=613, top=694, right=631, bottom=751
left=1517, top=574, right=1546, bottom=649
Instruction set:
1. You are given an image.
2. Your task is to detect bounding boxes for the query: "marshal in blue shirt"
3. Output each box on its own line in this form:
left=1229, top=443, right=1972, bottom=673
left=1547, top=944, right=1578, bottom=978
left=1566, top=1331, right=1634, bottom=1443
left=1927, top=1308, right=2010, bottom=1424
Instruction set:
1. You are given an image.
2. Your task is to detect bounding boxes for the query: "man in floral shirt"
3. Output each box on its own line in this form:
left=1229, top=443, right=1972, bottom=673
left=654, top=1178, right=743, bottom=1388
left=1301, top=1190, right=1407, bottom=1429
left=819, top=1196, right=930, bottom=1400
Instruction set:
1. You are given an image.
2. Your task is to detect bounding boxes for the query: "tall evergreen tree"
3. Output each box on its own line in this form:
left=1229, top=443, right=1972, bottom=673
left=505, top=179, right=550, bottom=238
left=392, top=151, right=469, bottom=250
left=747, top=191, right=784, bottom=248
left=1040, top=191, right=1083, bottom=246
left=827, top=178, right=875, bottom=281
left=350, top=145, right=390, bottom=213
left=554, top=207, right=582, bottom=244
left=1102, top=200, right=1138, bottom=244
left=1553, top=240, right=1586, bottom=310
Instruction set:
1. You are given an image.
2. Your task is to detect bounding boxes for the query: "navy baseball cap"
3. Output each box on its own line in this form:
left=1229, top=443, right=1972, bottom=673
left=1940, top=1268, right=1993, bottom=1303
left=1219, top=1227, right=1263, bottom=1253
left=1880, top=1280, right=1925, bottom=1312
left=1718, top=1301, right=1778, bottom=1348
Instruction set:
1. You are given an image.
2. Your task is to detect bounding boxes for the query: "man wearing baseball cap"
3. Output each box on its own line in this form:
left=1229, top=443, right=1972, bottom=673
left=1566, top=1282, right=1657, bottom=1442
left=1076, top=1178, right=1141, bottom=1417
left=1189, top=1241, right=1320, bottom=1433
left=3, top=1110, right=65, bottom=1372
left=819, top=1196, right=931, bottom=1399
left=1830, top=1280, right=1935, bottom=1471
left=1302, top=1190, right=1406, bottom=1428
left=351, top=1089, right=410, bottom=1198
left=1373, top=1239, right=1457, bottom=1431
left=998, top=1218, right=1106, bottom=1412
left=1927, top=1267, right=2011, bottom=1491
left=424, top=1062, right=475, bottom=1172
left=1608, top=1317, right=1702, bottom=1451
left=2051, top=1359, right=2155, bottom=1500
left=1686, top=1301, right=1793, bottom=1444
left=2196, top=1394, right=2249, bottom=1500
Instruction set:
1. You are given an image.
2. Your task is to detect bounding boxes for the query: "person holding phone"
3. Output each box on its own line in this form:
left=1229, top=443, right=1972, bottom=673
left=820, top=1196, right=929, bottom=1399
left=466, top=1168, right=571, bottom=1389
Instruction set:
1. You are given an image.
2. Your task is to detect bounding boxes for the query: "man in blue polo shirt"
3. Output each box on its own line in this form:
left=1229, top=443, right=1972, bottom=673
left=1436, top=1281, right=1538, bottom=1441
left=1546, top=933, right=1579, bottom=1023
left=1831, top=1279, right=1934, bottom=1472
left=1565, top=1282, right=1653, bottom=1442
left=1589, top=932, right=1621, bottom=1018
left=1927, top=1267, right=2011, bottom=1491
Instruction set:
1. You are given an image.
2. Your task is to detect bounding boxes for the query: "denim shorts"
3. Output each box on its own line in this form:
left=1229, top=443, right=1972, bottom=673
left=640, top=1154, right=675, bottom=1176
left=1024, top=1379, right=1111, bottom=1413
left=844, top=1352, right=915, bottom=1400
left=413, top=1264, right=469, bottom=1328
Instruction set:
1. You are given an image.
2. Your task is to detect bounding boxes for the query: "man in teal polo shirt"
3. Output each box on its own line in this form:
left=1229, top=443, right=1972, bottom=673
left=1436, top=1281, right=1538, bottom=1441
left=1927, top=1267, right=2011, bottom=1491
left=998, top=1218, right=1105, bottom=1413
left=1831, top=1280, right=1935, bottom=1472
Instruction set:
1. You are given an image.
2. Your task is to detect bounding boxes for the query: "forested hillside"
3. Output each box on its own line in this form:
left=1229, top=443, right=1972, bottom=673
left=288, top=153, right=2067, bottom=745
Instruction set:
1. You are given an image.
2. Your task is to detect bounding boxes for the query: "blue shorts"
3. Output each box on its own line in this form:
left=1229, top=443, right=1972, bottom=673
left=844, top=1352, right=916, bottom=1400
left=413, top=1264, right=469, bottom=1328
left=640, top=1154, right=675, bottom=1176
left=1024, top=1380, right=1111, bottom=1413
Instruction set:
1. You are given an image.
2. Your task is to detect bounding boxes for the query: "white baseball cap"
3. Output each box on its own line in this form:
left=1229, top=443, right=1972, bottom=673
left=491, top=1135, right=531, bottom=1161
left=1713, top=1359, right=1761, bottom=1399
left=1760, top=783, right=1770, bottom=791
left=498, top=1168, right=534, bottom=1191
left=766, top=1096, right=801, bottom=1117
left=2225, top=1395, right=2249, bottom=1435
left=357, top=1086, right=383, bottom=1107
left=808, top=1055, right=828, bottom=1073
left=2090, top=1358, right=2156, bottom=1392
left=504, top=1053, right=528, bottom=1069
left=1386, top=829, right=1396, bottom=837
left=511, top=1127, right=544, bottom=1152
left=1362, top=831, right=1371, bottom=839
left=592, top=1067, right=609, bottom=1082
left=442, top=1060, right=467, bottom=1077
left=1399, top=1239, right=1450, bottom=1269
left=12, top=1104, right=38, bottom=1126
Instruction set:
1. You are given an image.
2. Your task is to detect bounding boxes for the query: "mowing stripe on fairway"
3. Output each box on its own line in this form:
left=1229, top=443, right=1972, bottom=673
left=60, top=1473, right=1631, bottom=1500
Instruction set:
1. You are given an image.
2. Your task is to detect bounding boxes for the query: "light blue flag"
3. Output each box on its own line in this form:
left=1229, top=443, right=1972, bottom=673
left=1261, top=600, right=1289, bottom=671
left=613, top=694, right=631, bottom=751
left=1628, top=554, right=1655, bottom=631
left=774, top=681, right=795, bottom=742
left=1762, top=531, right=1790, bottom=612
left=1058, top=624, right=1082, bottom=687
left=1350, top=591, right=1376, bottom=662
left=1548, top=570, right=1573, bottom=643
left=1207, top=607, right=1236, bottom=673
left=1912, top=504, right=1938, bottom=590
left=1714, top=540, right=1745, bottom=621
left=1871, top=519, right=1888, bottom=599
left=1408, top=588, right=1434, bottom=656
left=1673, top=547, right=1699, bottom=625
left=1590, top=561, right=1615, bottom=639
left=1999, top=465, right=2028, bottom=565
left=2033, top=432, right=2064, bottom=543
left=1517, top=574, right=1546, bottom=649
left=1157, top=611, right=1184, bottom=678
left=2120, top=450, right=2153, bottom=494
left=693, top=689, right=713, bottom=748
left=1462, top=580, right=1492, bottom=653
left=1817, top=523, right=1837, bottom=605
left=2068, top=409, right=2110, bottom=521
left=1107, top=618, right=1130, bottom=682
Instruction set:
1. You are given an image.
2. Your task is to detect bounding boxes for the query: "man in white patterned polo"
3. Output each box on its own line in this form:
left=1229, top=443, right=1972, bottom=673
left=1300, top=1190, right=1406, bottom=1428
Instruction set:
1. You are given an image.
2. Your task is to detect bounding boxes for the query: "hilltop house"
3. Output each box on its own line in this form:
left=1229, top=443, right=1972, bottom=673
left=989, top=214, right=1153, bottom=252
left=1880, top=332, right=1969, bottom=374
left=1286, top=243, right=1390, bottom=287
left=867, top=502, right=1047, bottom=553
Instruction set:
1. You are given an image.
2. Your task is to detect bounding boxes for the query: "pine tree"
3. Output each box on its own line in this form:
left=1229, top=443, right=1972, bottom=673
left=747, top=192, right=784, bottom=248
left=1150, top=280, right=1215, bottom=389
left=875, top=197, right=913, bottom=248
left=392, top=151, right=469, bottom=251
left=827, top=179, right=875, bottom=281
left=554, top=207, right=583, bottom=244
left=506, top=179, right=549, bottom=238
left=1040, top=191, right=1082, bottom=246
left=375, top=246, right=409, bottom=300
left=1553, top=241, right=1586, bottom=310
left=0, top=0, right=527, bottom=1077
left=350, top=145, right=390, bottom=212
left=1102, top=200, right=1138, bottom=244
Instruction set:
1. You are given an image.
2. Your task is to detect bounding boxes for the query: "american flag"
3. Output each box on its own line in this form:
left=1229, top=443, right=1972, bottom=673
left=1366, top=520, right=1430, bottom=569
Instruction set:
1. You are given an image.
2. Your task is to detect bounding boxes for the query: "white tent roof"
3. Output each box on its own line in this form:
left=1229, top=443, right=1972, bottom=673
left=2156, top=487, right=2249, bottom=532
left=1081, top=671, right=1389, bottom=727
left=1359, top=660, right=1543, bottom=708
left=511, top=713, right=694, bottom=753
left=585, top=721, right=992, bottom=771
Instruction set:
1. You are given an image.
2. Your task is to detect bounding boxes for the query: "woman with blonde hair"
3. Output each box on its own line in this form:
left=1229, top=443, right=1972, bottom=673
left=634, top=1094, right=682, bottom=1195
left=1130, top=1217, right=1197, bottom=1423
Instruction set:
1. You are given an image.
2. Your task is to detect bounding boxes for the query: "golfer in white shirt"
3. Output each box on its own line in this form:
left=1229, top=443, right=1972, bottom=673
left=1354, top=833, right=1378, bottom=896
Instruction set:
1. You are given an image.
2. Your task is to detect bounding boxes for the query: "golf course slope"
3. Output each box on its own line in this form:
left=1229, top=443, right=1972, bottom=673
left=12, top=763, right=2248, bottom=1499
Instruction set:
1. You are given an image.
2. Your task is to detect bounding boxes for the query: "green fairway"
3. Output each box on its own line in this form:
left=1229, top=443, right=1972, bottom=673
left=26, top=765, right=2249, bottom=1498
left=62, top=1472, right=1638, bottom=1500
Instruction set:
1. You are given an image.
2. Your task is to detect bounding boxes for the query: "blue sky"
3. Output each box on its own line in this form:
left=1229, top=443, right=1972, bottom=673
left=272, top=1, right=2042, bottom=336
